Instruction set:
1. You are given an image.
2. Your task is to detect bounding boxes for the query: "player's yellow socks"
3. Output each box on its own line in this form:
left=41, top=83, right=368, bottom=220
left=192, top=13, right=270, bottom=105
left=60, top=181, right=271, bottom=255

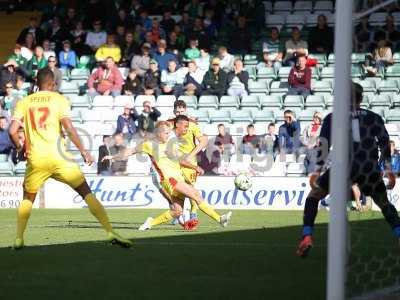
left=150, top=210, right=173, bottom=226
left=190, top=199, right=198, bottom=214
left=198, top=201, right=220, bottom=222
left=16, top=199, right=33, bottom=239
left=84, top=193, right=112, bottom=232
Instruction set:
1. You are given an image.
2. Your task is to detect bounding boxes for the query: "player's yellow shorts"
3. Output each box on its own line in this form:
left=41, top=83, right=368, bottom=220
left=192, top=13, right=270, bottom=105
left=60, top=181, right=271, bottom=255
left=160, top=172, right=186, bottom=202
left=24, top=156, right=85, bottom=194
left=182, top=167, right=197, bottom=185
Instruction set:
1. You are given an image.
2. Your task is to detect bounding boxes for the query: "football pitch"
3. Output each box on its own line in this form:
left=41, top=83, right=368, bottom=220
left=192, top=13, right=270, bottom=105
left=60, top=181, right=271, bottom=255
left=0, top=209, right=398, bottom=299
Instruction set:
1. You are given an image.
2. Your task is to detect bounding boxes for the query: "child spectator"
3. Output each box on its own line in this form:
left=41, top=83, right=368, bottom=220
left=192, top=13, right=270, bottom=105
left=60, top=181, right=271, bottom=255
left=122, top=69, right=143, bottom=96
left=184, top=38, right=200, bottom=61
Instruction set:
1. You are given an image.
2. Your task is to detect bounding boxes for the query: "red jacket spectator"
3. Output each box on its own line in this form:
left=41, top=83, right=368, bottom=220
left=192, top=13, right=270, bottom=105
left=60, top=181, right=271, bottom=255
left=88, top=57, right=124, bottom=97
left=287, top=55, right=311, bottom=97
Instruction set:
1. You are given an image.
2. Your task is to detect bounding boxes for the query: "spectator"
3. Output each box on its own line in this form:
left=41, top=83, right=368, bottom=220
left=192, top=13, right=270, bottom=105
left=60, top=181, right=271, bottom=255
left=85, top=20, right=107, bottom=52
left=10, top=127, right=26, bottom=165
left=203, top=9, right=217, bottom=40
left=160, top=10, right=176, bottom=33
left=109, top=133, right=128, bottom=176
left=136, top=9, right=152, bottom=32
left=130, top=43, right=151, bottom=77
left=42, top=39, right=56, bottom=61
left=95, top=34, right=122, bottom=63
left=230, top=16, right=251, bottom=55
left=88, top=57, right=124, bottom=97
left=21, top=33, right=35, bottom=61
left=183, top=60, right=203, bottom=96
left=279, top=110, right=302, bottom=154
left=197, top=142, right=223, bottom=175
left=116, top=103, right=138, bottom=141
left=122, top=69, right=143, bottom=96
left=12, top=75, right=28, bottom=100
left=0, top=116, right=12, bottom=154
left=202, top=57, right=227, bottom=98
left=354, top=17, right=373, bottom=52
left=46, top=57, right=62, bottom=92
left=137, top=100, right=161, bottom=135
left=374, top=40, right=393, bottom=73
left=27, top=46, right=48, bottom=79
left=149, top=18, right=166, bottom=44
left=260, top=27, right=284, bottom=72
left=184, top=38, right=200, bottom=61
left=58, top=40, right=77, bottom=70
left=188, top=16, right=209, bottom=50
left=161, top=60, right=184, bottom=97
left=115, top=26, right=126, bottom=47
left=114, top=8, right=134, bottom=31
left=185, top=0, right=202, bottom=18
left=168, top=31, right=184, bottom=53
left=120, top=31, right=139, bottom=67
left=178, top=12, right=192, bottom=34
left=171, top=25, right=187, bottom=51
left=70, top=21, right=90, bottom=57
left=302, top=112, right=323, bottom=174
left=308, top=15, right=334, bottom=54
left=258, top=123, right=279, bottom=157
left=17, top=17, right=44, bottom=46
left=374, top=15, right=400, bottom=47
left=242, top=124, right=258, bottom=155
left=1, top=82, right=18, bottom=116
left=195, top=48, right=211, bottom=76
left=153, top=39, right=176, bottom=72
left=218, top=46, right=234, bottom=72
left=215, top=123, right=235, bottom=156
left=382, top=140, right=400, bottom=175
left=8, top=45, right=28, bottom=70
left=227, top=59, right=249, bottom=97
left=45, top=17, right=67, bottom=52
left=0, top=60, right=21, bottom=94
left=284, top=27, right=308, bottom=66
left=64, top=7, right=78, bottom=32
left=143, top=59, right=161, bottom=96
left=287, top=55, right=311, bottom=97
left=41, top=0, right=65, bottom=23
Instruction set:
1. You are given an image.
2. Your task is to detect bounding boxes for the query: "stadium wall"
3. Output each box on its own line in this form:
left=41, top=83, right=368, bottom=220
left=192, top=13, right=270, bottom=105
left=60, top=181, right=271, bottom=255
left=1, top=176, right=399, bottom=211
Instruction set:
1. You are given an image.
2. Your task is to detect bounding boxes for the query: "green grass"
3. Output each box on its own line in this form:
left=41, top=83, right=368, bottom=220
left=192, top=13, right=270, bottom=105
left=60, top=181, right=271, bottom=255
left=0, top=209, right=398, bottom=300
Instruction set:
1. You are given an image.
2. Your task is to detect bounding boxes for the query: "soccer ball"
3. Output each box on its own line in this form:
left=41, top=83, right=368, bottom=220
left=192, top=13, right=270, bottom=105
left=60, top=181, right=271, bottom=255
left=234, top=173, right=252, bottom=191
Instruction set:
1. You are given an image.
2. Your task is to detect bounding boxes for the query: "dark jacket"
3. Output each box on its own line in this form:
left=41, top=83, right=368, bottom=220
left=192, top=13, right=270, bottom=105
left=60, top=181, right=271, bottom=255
left=183, top=72, right=203, bottom=96
left=122, top=77, right=143, bottom=96
left=279, top=121, right=302, bottom=154
left=308, top=26, right=334, bottom=53
left=116, top=112, right=139, bottom=137
left=97, top=144, right=110, bottom=174
left=227, top=70, right=249, bottom=92
left=109, top=144, right=128, bottom=174
left=202, top=69, right=227, bottom=97
left=144, top=69, right=161, bottom=90
left=138, top=108, right=161, bottom=133
left=0, top=129, right=13, bottom=154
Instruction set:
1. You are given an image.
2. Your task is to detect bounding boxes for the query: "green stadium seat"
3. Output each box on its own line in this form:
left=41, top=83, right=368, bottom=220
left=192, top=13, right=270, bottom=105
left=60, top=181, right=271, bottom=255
left=309, top=53, right=327, bottom=66
left=265, top=14, right=286, bottom=28
left=305, top=95, right=325, bottom=109
left=312, top=80, right=333, bottom=94
left=14, top=161, right=27, bottom=176
left=77, top=55, right=92, bottom=69
left=219, top=96, right=240, bottom=109
left=311, top=67, right=320, bottom=79
left=156, top=95, right=176, bottom=107
left=385, top=110, right=400, bottom=123
left=178, top=95, right=197, bottom=108
left=297, top=110, right=315, bottom=122
left=393, top=52, right=400, bottom=64
left=241, top=95, right=261, bottom=109
left=294, top=1, right=313, bottom=12
left=351, top=65, right=362, bottom=78
left=67, top=95, right=90, bottom=108
left=269, top=81, right=289, bottom=94
left=71, top=110, right=82, bottom=123
left=284, top=95, right=304, bottom=109
left=0, top=154, right=8, bottom=162
left=209, top=110, right=231, bottom=123
left=327, top=53, right=335, bottom=65
left=135, top=95, right=156, bottom=107
left=358, top=80, right=377, bottom=94
left=274, top=1, right=292, bottom=12
left=361, top=95, right=370, bottom=109
left=369, top=94, right=392, bottom=108
left=260, top=95, right=283, bottom=109
left=59, top=81, right=79, bottom=94
left=278, top=67, right=292, bottom=81
left=385, top=65, right=400, bottom=78
left=231, top=110, right=253, bottom=123
left=70, top=68, right=90, bottom=80
left=252, top=110, right=275, bottom=123
left=314, top=1, right=334, bottom=11
left=92, top=95, right=114, bottom=108
left=320, top=66, right=335, bottom=79
left=257, top=67, right=276, bottom=80
left=245, top=66, right=257, bottom=80
left=351, top=53, right=366, bottom=64
left=189, top=109, right=209, bottom=123
left=244, top=54, right=258, bottom=65
left=248, top=80, right=268, bottom=94
left=378, top=80, right=399, bottom=94
left=198, top=95, right=219, bottom=109
left=0, top=162, right=14, bottom=176
left=60, top=68, right=70, bottom=80
left=391, top=94, right=400, bottom=108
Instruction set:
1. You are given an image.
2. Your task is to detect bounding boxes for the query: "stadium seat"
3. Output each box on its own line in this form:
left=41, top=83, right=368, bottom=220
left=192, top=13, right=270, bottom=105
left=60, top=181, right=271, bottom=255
left=351, top=65, right=362, bottom=78
left=269, top=81, right=289, bottom=94
left=189, top=109, right=209, bottom=123
left=327, top=53, right=335, bottom=65
left=320, top=66, right=335, bottom=79
left=274, top=1, right=292, bottom=12
left=252, top=110, right=275, bottom=123
left=14, top=161, right=27, bottom=176
left=385, top=110, right=400, bottom=123
left=371, top=108, right=386, bottom=121
left=219, top=96, right=240, bottom=109
left=60, top=68, right=70, bottom=80
left=70, top=68, right=90, bottom=80
left=310, top=67, right=320, bottom=80
left=305, top=95, right=326, bottom=109
left=209, top=110, right=231, bottom=123
left=230, top=110, right=253, bottom=123
left=92, top=95, right=114, bottom=108
left=244, top=54, right=258, bottom=66
left=351, top=53, right=366, bottom=64
left=278, top=66, right=292, bottom=81
left=59, top=81, right=79, bottom=94
left=241, top=95, right=261, bottom=109
left=312, top=80, right=333, bottom=94
left=293, top=1, right=313, bottom=12
left=391, top=94, right=400, bottom=108
left=284, top=95, right=304, bottom=109
left=0, top=161, right=14, bottom=175
left=263, top=1, right=273, bottom=13
left=156, top=95, right=176, bottom=107
left=260, top=95, right=283, bottom=109
left=285, top=14, right=306, bottom=28
left=135, top=95, right=156, bottom=108
left=178, top=95, right=197, bottom=108
left=324, top=94, right=334, bottom=108
left=67, top=95, right=90, bottom=108
left=257, top=67, right=276, bottom=80
left=245, top=66, right=257, bottom=80
left=265, top=14, right=286, bottom=28
left=248, top=80, right=269, bottom=94
left=385, top=65, right=400, bottom=78
left=314, top=1, right=334, bottom=11
left=369, top=94, right=392, bottom=108
left=358, top=80, right=377, bottom=94
left=81, top=110, right=104, bottom=123
left=361, top=95, right=370, bottom=109
left=70, top=110, right=82, bottom=123
left=286, top=163, right=306, bottom=177
left=198, top=95, right=219, bottom=109
left=77, top=55, right=92, bottom=69
left=0, top=154, right=8, bottom=162
left=309, top=53, right=327, bottom=67
left=114, top=95, right=134, bottom=107
left=262, top=161, right=286, bottom=176
left=393, top=52, right=400, bottom=64
left=378, top=80, right=399, bottom=94
left=368, top=12, right=388, bottom=26
left=127, top=156, right=151, bottom=175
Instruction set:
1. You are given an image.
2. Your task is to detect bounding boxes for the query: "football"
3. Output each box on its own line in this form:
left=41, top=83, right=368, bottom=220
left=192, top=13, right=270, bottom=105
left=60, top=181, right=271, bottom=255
left=234, top=173, right=252, bottom=191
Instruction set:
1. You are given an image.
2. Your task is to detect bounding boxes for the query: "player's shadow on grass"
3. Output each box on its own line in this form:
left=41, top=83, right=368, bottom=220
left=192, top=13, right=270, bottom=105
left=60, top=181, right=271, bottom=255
left=0, top=218, right=398, bottom=300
